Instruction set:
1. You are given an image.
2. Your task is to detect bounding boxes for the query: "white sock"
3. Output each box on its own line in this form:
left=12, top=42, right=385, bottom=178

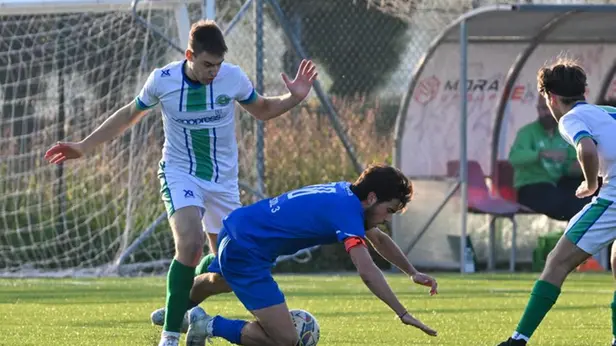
left=206, top=317, right=215, bottom=335
left=511, top=332, right=529, bottom=341
left=162, top=331, right=180, bottom=339
left=612, top=336, right=615, bottom=345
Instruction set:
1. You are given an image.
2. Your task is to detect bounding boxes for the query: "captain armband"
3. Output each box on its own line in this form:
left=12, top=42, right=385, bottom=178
left=344, top=236, right=367, bottom=252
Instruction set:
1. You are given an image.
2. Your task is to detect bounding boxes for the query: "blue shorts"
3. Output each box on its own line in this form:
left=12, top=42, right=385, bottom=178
left=207, top=228, right=285, bottom=311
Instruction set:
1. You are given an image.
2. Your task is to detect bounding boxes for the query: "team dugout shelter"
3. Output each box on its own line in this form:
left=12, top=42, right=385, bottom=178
left=392, top=4, right=616, bottom=273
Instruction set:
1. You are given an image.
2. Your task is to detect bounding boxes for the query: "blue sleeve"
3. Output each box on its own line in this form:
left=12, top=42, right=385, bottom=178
left=239, top=89, right=257, bottom=105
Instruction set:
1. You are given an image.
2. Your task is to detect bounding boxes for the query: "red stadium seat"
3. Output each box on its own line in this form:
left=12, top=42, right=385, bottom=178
left=492, top=160, right=536, bottom=214
left=446, top=160, right=523, bottom=272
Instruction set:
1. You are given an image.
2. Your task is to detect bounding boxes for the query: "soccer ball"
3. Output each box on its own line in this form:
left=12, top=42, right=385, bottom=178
left=289, top=309, right=320, bottom=346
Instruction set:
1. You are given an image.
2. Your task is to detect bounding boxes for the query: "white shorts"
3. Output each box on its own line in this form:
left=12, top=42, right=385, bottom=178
left=157, top=163, right=241, bottom=234
left=564, top=197, right=616, bottom=255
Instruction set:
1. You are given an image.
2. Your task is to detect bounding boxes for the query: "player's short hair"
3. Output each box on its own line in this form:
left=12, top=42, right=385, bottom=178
left=351, top=164, right=413, bottom=211
left=537, top=57, right=587, bottom=105
left=188, top=19, right=228, bottom=57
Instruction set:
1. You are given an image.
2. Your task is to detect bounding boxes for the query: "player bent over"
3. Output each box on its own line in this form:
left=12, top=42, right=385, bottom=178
left=182, top=164, right=439, bottom=346
left=44, top=19, right=318, bottom=346
left=497, top=59, right=616, bottom=346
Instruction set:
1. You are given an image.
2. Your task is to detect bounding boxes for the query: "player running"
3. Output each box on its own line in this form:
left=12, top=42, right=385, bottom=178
left=497, top=59, right=616, bottom=346
left=44, top=19, right=318, bottom=346
left=181, top=164, right=439, bottom=346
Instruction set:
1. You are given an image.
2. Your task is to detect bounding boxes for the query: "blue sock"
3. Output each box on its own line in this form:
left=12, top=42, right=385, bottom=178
left=212, top=315, right=247, bottom=345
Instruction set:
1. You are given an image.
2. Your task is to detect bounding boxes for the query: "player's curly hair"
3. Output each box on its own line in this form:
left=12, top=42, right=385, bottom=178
left=188, top=19, right=228, bottom=56
left=537, top=57, right=587, bottom=105
left=350, top=164, right=413, bottom=211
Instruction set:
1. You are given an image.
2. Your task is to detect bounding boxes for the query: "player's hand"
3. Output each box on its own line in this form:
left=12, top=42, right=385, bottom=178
left=44, top=141, right=85, bottom=164
left=281, top=59, right=318, bottom=102
left=412, top=272, right=438, bottom=296
left=399, top=311, right=438, bottom=336
left=575, top=180, right=598, bottom=198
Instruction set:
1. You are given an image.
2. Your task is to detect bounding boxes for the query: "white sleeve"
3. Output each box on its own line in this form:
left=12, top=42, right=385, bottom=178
left=135, top=70, right=160, bottom=110
left=558, top=113, right=593, bottom=146
left=235, top=68, right=257, bottom=105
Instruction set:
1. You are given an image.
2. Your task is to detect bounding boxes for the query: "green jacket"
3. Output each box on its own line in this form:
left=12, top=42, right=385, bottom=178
left=508, top=121, right=577, bottom=189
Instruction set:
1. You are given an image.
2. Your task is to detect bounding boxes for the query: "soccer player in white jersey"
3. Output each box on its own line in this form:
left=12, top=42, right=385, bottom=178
left=44, top=19, right=318, bottom=346
left=497, top=59, right=616, bottom=346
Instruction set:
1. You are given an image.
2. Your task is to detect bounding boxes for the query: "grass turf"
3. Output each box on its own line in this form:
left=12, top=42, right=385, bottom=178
left=0, top=272, right=613, bottom=345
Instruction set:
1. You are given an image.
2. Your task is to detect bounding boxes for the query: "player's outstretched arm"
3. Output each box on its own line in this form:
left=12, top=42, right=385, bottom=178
left=365, top=228, right=438, bottom=295
left=44, top=101, right=147, bottom=164
left=347, top=241, right=437, bottom=337
left=240, top=59, right=318, bottom=121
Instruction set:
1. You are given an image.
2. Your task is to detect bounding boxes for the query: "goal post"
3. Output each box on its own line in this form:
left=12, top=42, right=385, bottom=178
left=0, top=0, right=196, bottom=15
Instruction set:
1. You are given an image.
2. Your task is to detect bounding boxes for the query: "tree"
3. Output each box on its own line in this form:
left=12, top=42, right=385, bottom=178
left=276, top=0, right=409, bottom=97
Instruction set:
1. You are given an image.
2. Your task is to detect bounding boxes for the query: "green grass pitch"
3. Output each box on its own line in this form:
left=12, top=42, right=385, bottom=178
left=0, top=273, right=613, bottom=345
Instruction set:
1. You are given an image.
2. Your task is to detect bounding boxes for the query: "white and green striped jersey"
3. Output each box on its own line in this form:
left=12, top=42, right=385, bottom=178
left=558, top=102, right=616, bottom=201
left=135, top=60, right=257, bottom=190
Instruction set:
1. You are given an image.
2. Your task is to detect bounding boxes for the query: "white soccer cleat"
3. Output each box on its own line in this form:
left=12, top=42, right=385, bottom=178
left=151, top=307, right=189, bottom=333
left=158, top=333, right=180, bottom=346
left=185, top=306, right=214, bottom=346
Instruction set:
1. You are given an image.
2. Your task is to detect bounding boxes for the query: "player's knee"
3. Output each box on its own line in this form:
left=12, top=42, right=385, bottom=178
left=541, top=245, right=582, bottom=285
left=210, top=273, right=232, bottom=293
left=177, top=234, right=204, bottom=253
left=544, top=249, right=566, bottom=272
left=542, top=250, right=566, bottom=275
left=174, top=232, right=205, bottom=265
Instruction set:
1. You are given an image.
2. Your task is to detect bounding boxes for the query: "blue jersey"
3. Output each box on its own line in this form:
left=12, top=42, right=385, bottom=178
left=222, top=181, right=365, bottom=261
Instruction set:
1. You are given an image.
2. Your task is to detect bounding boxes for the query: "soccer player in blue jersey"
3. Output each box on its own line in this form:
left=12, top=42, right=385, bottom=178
left=182, top=164, right=439, bottom=346
left=44, top=19, right=318, bottom=346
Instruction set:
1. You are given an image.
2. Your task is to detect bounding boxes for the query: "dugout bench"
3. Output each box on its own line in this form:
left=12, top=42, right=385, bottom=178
left=447, top=160, right=538, bottom=272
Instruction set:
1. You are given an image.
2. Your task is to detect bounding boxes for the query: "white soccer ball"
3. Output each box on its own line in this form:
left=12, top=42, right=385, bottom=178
left=289, top=309, right=320, bottom=346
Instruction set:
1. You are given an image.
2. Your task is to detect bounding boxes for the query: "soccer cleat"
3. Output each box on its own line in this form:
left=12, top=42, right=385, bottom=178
left=150, top=308, right=189, bottom=333
left=186, top=307, right=214, bottom=346
left=497, top=338, right=527, bottom=346
left=158, top=334, right=180, bottom=346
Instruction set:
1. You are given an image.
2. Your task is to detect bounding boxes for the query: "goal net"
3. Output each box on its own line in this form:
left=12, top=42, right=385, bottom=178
left=0, top=0, right=209, bottom=277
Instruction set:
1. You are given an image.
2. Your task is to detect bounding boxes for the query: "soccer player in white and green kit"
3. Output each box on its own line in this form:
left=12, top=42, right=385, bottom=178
left=497, top=59, right=616, bottom=346
left=44, top=19, right=318, bottom=346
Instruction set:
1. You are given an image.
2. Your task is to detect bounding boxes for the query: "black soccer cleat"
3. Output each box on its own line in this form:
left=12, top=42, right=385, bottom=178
left=497, top=338, right=527, bottom=346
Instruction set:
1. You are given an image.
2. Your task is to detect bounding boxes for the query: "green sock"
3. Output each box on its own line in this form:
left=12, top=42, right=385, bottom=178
left=163, top=259, right=195, bottom=333
left=515, top=280, right=561, bottom=339
left=611, top=291, right=616, bottom=338
left=194, top=253, right=216, bottom=277
left=185, top=253, right=218, bottom=310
